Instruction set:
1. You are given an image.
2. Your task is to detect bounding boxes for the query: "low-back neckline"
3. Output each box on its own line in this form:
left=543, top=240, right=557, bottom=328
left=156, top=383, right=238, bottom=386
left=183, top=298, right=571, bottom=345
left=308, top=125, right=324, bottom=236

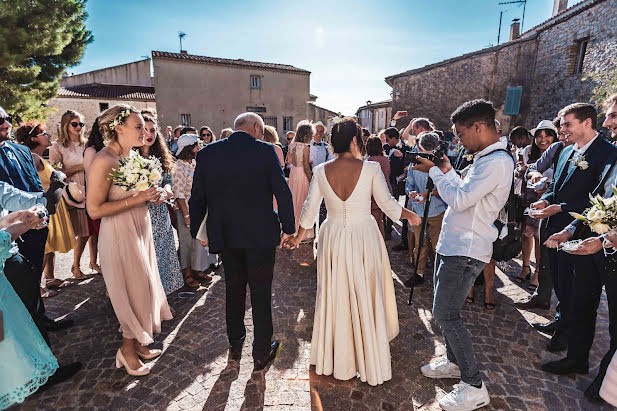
left=323, top=161, right=366, bottom=202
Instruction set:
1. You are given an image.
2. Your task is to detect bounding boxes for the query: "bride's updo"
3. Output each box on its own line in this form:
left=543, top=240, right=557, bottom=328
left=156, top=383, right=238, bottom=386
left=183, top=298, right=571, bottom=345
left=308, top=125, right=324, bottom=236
left=331, top=117, right=362, bottom=154
left=98, top=104, right=141, bottom=143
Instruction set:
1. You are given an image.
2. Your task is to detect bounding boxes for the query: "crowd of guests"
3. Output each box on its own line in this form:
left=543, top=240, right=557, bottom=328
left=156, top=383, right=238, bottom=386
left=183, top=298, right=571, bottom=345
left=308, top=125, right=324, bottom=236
left=1, top=91, right=617, bottom=409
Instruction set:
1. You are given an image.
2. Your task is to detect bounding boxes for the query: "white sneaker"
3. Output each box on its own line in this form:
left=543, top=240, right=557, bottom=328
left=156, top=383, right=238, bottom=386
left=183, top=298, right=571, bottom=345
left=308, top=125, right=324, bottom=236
left=439, top=381, right=490, bottom=411
left=421, top=358, right=461, bottom=379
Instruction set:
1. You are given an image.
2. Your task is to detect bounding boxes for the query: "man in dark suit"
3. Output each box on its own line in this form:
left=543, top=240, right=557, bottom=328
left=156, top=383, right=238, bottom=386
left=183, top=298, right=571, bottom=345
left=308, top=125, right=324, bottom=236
left=383, top=127, right=411, bottom=251
left=530, top=103, right=617, bottom=376
left=190, top=112, right=295, bottom=370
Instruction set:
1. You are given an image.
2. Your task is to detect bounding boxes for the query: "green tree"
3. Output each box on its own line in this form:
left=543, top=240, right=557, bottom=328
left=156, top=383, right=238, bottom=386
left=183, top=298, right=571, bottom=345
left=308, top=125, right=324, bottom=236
left=0, top=0, right=93, bottom=121
left=585, top=66, right=617, bottom=110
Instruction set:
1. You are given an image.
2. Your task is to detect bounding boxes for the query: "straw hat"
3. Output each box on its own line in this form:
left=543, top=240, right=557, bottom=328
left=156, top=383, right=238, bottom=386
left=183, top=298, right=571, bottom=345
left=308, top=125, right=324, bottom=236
left=62, top=182, right=85, bottom=208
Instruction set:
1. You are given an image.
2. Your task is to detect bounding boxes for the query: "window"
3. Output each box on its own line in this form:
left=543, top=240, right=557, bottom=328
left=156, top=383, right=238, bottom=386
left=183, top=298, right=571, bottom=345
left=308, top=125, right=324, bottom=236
left=283, top=117, right=293, bottom=131
left=504, top=87, right=523, bottom=116
left=247, top=106, right=266, bottom=113
left=250, top=75, right=261, bottom=89
left=99, top=102, right=109, bottom=112
left=575, top=39, right=588, bottom=74
left=263, top=116, right=277, bottom=128
left=180, top=114, right=191, bottom=127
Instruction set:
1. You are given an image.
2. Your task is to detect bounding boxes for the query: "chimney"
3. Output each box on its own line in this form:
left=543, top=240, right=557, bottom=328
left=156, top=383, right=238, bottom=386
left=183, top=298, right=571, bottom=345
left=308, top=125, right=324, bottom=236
left=553, top=0, right=568, bottom=16
left=180, top=50, right=187, bottom=54
left=510, top=19, right=521, bottom=41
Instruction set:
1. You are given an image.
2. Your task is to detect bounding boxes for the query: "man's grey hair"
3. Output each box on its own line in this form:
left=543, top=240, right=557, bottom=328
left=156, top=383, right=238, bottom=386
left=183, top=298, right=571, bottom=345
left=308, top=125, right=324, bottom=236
left=234, top=112, right=264, bottom=130
left=418, top=131, right=440, bottom=151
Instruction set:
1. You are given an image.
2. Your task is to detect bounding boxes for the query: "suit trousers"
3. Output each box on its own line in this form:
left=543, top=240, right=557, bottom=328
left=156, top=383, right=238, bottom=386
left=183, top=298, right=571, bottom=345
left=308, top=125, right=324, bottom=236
left=567, top=253, right=617, bottom=372
left=221, top=247, right=276, bottom=361
left=15, top=228, right=48, bottom=321
left=533, top=225, right=554, bottom=304
left=547, top=246, right=573, bottom=333
left=4, top=252, right=50, bottom=346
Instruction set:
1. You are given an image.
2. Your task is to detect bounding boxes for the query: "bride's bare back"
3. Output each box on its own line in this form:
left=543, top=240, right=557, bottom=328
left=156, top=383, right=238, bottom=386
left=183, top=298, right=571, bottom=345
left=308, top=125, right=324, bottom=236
left=323, top=157, right=364, bottom=201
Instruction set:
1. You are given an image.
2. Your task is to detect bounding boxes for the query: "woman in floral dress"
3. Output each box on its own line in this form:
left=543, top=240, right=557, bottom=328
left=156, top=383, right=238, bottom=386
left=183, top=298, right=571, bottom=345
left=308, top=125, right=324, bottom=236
left=139, top=114, right=184, bottom=295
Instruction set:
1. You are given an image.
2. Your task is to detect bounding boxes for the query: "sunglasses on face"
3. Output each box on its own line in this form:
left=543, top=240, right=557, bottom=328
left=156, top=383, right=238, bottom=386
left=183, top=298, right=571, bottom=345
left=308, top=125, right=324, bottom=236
left=70, top=122, right=85, bottom=128
left=0, top=115, right=13, bottom=126
left=201, top=133, right=212, bottom=137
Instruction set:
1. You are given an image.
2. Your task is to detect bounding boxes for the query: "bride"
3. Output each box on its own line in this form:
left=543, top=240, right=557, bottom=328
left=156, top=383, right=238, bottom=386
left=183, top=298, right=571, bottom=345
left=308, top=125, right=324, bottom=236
left=284, top=118, right=421, bottom=386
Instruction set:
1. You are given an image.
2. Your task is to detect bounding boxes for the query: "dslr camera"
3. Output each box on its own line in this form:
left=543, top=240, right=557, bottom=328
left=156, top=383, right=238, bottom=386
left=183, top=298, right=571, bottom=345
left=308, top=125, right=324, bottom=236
left=404, top=140, right=450, bottom=167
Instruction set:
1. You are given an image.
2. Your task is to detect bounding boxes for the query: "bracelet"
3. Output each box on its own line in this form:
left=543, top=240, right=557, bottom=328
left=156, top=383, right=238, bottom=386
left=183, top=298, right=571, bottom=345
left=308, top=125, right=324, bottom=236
left=125, top=199, right=129, bottom=208
left=184, top=214, right=190, bottom=219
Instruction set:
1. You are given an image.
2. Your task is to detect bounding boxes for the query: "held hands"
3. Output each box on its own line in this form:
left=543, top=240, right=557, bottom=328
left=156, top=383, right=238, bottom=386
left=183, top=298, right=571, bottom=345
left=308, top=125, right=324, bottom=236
left=544, top=229, right=572, bottom=249
left=280, top=233, right=299, bottom=249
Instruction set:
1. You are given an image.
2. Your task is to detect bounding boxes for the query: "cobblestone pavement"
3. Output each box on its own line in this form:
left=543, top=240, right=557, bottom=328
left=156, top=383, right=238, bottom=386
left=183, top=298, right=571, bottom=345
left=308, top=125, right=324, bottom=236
left=13, top=224, right=614, bottom=411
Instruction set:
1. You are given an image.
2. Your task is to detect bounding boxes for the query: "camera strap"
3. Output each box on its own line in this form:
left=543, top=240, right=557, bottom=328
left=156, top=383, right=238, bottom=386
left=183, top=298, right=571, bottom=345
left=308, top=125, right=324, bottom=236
left=480, top=148, right=517, bottom=225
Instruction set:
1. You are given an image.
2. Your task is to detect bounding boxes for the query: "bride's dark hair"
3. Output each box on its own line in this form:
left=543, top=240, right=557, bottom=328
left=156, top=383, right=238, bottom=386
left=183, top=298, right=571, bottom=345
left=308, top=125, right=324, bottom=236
left=331, top=118, right=361, bottom=154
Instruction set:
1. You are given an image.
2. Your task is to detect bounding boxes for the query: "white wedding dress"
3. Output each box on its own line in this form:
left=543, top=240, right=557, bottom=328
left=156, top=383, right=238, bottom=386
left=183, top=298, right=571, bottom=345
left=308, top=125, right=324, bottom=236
left=299, top=160, right=402, bottom=386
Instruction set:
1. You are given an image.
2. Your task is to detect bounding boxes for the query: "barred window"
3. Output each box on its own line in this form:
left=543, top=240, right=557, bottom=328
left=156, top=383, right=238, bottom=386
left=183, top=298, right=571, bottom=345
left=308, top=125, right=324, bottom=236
left=180, top=113, right=191, bottom=127
left=250, top=75, right=261, bottom=89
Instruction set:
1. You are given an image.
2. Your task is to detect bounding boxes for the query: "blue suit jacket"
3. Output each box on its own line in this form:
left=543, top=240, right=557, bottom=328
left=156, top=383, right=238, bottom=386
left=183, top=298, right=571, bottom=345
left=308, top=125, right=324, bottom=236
left=0, top=141, right=44, bottom=192
left=189, top=131, right=295, bottom=253
left=541, top=136, right=617, bottom=233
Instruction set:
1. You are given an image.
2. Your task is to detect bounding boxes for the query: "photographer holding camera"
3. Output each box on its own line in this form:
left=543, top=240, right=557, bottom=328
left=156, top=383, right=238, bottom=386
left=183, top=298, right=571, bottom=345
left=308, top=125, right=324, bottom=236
left=404, top=132, right=446, bottom=286
left=412, top=100, right=513, bottom=411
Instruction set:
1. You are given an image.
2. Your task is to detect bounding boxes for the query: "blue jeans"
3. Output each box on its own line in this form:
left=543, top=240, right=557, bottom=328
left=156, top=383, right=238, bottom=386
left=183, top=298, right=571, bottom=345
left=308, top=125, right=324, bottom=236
left=433, top=254, right=487, bottom=385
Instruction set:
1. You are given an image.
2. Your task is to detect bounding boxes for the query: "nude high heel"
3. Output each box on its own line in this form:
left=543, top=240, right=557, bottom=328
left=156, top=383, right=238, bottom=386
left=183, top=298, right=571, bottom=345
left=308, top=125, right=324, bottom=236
left=115, top=348, right=150, bottom=376
left=136, top=348, right=162, bottom=361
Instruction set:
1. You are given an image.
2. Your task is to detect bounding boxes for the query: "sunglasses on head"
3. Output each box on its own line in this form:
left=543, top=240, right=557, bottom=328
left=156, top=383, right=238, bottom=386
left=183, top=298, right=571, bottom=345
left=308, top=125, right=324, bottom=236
left=70, top=122, right=85, bottom=128
left=0, top=115, right=14, bottom=126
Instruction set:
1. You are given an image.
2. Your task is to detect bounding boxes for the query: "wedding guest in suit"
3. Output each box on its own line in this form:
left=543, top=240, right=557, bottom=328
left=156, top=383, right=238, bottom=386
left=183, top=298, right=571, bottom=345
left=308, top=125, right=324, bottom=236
left=383, top=127, right=411, bottom=252
left=543, top=95, right=617, bottom=402
left=49, top=110, right=91, bottom=280
left=87, top=105, right=172, bottom=376
left=140, top=115, right=184, bottom=295
left=532, top=102, right=617, bottom=372
left=189, top=112, right=295, bottom=370
left=287, top=121, right=314, bottom=241
left=172, top=134, right=218, bottom=289
left=14, top=123, right=76, bottom=297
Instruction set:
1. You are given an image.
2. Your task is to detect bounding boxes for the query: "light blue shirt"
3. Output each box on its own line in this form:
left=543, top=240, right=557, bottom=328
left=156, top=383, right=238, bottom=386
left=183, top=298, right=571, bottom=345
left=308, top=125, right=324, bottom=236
left=405, top=167, right=447, bottom=218
left=0, top=181, right=46, bottom=215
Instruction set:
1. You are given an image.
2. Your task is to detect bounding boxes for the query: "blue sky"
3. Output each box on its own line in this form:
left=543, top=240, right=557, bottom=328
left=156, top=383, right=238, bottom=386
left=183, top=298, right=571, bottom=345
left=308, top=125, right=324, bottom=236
left=73, top=0, right=583, bottom=115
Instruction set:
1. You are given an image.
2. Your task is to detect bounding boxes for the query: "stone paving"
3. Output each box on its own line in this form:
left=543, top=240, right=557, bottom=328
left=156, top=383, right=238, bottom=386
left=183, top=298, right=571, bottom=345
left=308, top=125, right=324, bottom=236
left=12, top=224, right=615, bottom=410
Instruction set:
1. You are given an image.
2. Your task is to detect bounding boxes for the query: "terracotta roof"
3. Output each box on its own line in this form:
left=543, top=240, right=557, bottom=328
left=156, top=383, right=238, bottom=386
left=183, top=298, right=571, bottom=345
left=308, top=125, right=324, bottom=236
left=522, top=0, right=602, bottom=37
left=57, top=84, right=156, bottom=101
left=152, top=51, right=310, bottom=74
left=357, top=99, right=392, bottom=110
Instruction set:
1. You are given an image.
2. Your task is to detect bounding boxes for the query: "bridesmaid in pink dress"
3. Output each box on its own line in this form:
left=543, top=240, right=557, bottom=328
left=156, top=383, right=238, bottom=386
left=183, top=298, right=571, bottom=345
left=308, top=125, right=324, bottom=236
left=286, top=122, right=314, bottom=240
left=86, top=105, right=173, bottom=376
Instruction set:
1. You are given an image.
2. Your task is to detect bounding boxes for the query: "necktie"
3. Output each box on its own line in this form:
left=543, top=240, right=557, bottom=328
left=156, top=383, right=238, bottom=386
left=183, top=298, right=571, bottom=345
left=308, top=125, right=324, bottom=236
left=0, top=147, right=28, bottom=191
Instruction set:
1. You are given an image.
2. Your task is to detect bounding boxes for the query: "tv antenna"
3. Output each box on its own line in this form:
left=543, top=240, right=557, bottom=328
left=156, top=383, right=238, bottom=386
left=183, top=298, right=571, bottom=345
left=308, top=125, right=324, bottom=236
left=178, top=32, right=186, bottom=52
left=499, top=0, right=528, bottom=32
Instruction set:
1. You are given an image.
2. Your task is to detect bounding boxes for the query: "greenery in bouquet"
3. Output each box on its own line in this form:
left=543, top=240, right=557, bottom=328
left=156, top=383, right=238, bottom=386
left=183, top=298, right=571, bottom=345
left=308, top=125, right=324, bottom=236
left=570, top=186, right=617, bottom=234
left=109, top=151, right=163, bottom=191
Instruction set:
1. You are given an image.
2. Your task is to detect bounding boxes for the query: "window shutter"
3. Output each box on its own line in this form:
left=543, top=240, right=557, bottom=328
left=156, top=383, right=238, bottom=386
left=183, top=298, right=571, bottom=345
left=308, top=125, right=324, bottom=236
left=504, top=87, right=523, bottom=116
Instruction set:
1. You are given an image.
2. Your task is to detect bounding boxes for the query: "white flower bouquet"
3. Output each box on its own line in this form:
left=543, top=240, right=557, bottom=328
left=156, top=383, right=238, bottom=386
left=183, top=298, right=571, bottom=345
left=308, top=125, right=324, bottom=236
left=569, top=186, right=617, bottom=234
left=109, top=151, right=163, bottom=191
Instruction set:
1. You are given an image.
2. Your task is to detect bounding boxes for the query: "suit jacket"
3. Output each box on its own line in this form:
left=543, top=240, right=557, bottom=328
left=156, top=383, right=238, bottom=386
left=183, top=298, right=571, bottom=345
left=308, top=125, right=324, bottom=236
left=540, top=136, right=617, bottom=234
left=189, top=131, right=295, bottom=253
left=0, top=141, right=44, bottom=192
left=388, top=142, right=410, bottom=188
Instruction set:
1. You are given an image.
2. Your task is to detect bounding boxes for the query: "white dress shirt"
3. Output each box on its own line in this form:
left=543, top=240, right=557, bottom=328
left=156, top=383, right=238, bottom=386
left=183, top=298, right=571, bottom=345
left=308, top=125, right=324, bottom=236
left=309, top=139, right=332, bottom=168
left=429, top=140, right=514, bottom=263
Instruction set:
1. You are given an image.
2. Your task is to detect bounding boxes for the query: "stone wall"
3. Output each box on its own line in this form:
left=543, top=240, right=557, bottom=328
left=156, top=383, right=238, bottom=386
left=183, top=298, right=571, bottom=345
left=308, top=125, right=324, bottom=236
left=44, top=97, right=156, bottom=139
left=390, top=38, right=537, bottom=133
left=307, top=103, right=338, bottom=129
left=153, top=57, right=310, bottom=137
left=527, top=0, right=617, bottom=126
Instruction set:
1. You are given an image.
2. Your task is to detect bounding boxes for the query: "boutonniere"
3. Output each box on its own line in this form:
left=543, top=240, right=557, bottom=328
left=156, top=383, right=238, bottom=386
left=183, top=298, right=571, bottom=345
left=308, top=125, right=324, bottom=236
left=464, top=153, right=474, bottom=162
left=570, top=155, right=589, bottom=170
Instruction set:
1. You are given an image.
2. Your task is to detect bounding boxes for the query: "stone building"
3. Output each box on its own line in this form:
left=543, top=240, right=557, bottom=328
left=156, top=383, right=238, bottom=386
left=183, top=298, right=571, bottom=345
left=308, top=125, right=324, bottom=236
left=386, top=0, right=617, bottom=133
left=356, top=99, right=392, bottom=134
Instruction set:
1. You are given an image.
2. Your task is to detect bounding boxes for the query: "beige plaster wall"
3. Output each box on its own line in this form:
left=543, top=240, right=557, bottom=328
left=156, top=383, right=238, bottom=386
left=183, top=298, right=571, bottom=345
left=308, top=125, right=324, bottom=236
left=152, top=58, right=310, bottom=138
left=61, top=59, right=153, bottom=87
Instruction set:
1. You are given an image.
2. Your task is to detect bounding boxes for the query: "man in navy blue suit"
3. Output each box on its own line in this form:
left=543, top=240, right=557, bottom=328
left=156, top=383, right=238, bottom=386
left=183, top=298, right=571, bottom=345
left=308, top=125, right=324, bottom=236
left=530, top=103, right=617, bottom=377
left=189, top=112, right=295, bottom=370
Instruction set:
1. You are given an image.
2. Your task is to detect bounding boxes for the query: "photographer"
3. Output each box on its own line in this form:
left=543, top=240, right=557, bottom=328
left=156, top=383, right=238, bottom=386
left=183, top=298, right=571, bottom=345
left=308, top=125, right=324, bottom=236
left=414, top=100, right=513, bottom=411
left=383, top=127, right=411, bottom=250
left=404, top=132, right=446, bottom=286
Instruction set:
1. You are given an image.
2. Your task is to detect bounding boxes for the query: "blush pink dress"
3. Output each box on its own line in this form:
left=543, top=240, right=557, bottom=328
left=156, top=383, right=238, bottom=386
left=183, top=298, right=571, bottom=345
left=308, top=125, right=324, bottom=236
left=98, top=184, right=173, bottom=345
left=288, top=142, right=314, bottom=239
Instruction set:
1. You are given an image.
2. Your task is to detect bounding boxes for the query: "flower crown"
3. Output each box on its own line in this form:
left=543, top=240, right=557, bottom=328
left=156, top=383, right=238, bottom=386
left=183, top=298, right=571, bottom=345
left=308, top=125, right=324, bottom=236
left=108, top=108, right=133, bottom=131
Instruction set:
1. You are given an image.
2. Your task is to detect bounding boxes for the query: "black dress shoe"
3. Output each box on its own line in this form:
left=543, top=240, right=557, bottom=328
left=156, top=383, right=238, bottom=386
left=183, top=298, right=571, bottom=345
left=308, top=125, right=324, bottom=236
left=584, top=374, right=606, bottom=403
left=253, top=341, right=280, bottom=371
left=532, top=318, right=558, bottom=334
left=403, top=274, right=424, bottom=288
left=38, top=362, right=82, bottom=392
left=547, top=331, right=568, bottom=352
left=229, top=345, right=242, bottom=360
left=541, top=357, right=588, bottom=375
left=391, top=243, right=408, bottom=252
left=515, top=297, right=550, bottom=310
left=41, top=317, right=74, bottom=332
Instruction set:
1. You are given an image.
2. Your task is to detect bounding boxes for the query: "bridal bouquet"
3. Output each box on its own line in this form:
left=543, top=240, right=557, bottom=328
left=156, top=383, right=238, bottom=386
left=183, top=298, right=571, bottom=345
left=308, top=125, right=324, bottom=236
left=109, top=151, right=163, bottom=191
left=570, top=187, right=617, bottom=234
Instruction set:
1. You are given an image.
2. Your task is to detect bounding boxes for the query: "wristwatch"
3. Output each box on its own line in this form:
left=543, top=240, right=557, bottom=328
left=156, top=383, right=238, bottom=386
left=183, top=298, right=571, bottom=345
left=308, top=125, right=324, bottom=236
left=183, top=214, right=190, bottom=219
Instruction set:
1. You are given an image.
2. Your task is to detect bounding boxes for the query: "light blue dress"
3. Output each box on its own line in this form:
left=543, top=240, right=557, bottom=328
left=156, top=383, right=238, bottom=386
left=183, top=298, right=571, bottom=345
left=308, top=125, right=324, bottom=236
left=0, top=229, right=58, bottom=410
left=147, top=173, right=184, bottom=295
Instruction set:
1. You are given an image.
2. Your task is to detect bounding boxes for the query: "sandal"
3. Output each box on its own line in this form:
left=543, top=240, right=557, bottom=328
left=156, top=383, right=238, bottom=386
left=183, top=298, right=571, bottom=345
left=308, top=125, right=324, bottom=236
left=514, top=265, right=531, bottom=283
left=89, top=263, right=103, bottom=275
left=45, top=278, right=74, bottom=289
left=484, top=301, right=496, bottom=310
left=465, top=296, right=474, bottom=304
left=182, top=271, right=199, bottom=289
left=71, top=266, right=94, bottom=281
left=194, top=271, right=213, bottom=282
left=40, top=287, right=59, bottom=298
left=528, top=284, right=538, bottom=291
